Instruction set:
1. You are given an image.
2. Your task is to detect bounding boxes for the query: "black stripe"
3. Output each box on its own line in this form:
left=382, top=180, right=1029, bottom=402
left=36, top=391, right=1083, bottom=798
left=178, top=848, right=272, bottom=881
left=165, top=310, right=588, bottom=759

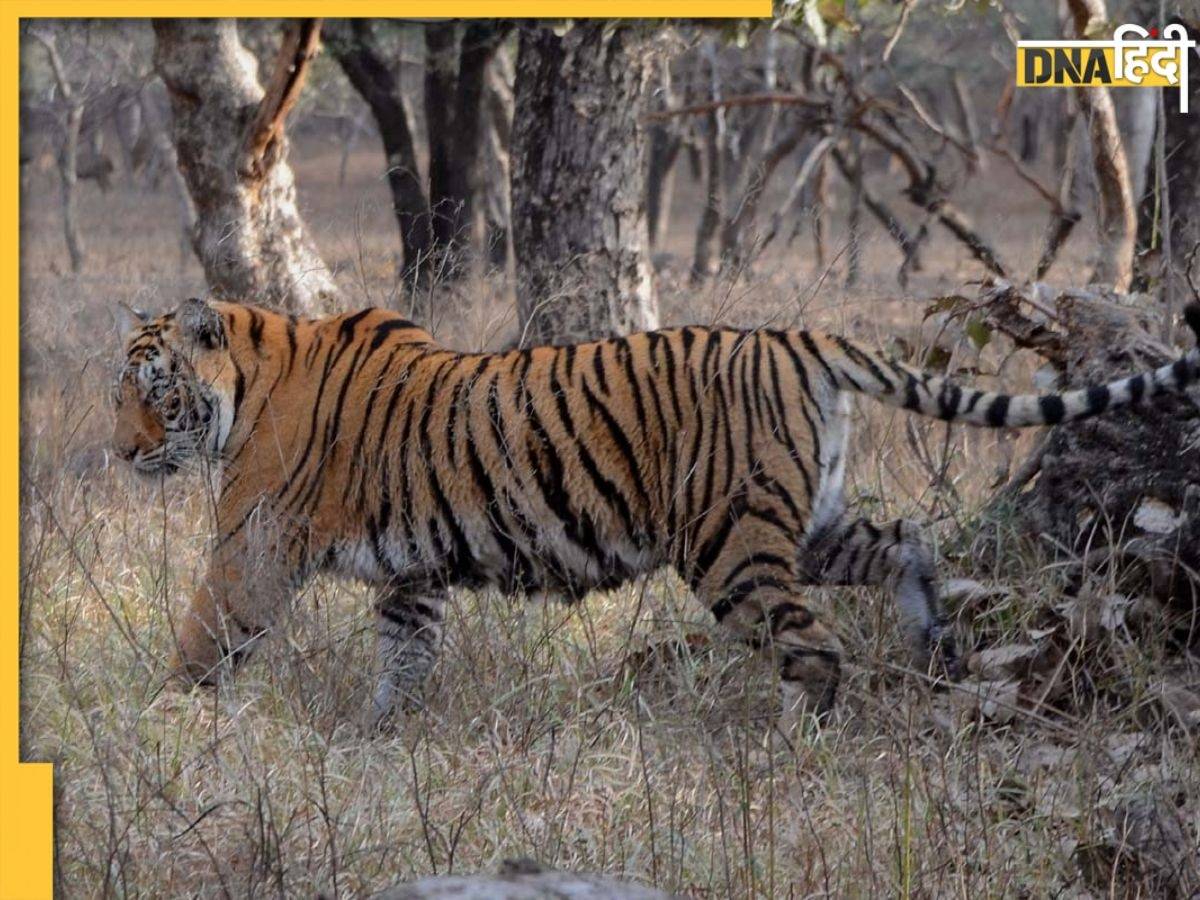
left=284, top=317, right=298, bottom=375
left=767, top=601, right=815, bottom=634
left=937, top=382, right=962, bottom=420
left=1038, top=394, right=1065, bottom=424
left=1128, top=375, right=1145, bottom=404
left=248, top=309, right=265, bottom=351
left=339, top=308, right=374, bottom=344
left=720, top=551, right=794, bottom=591
left=903, top=376, right=922, bottom=412
left=834, top=336, right=891, bottom=391
left=1086, top=384, right=1110, bottom=415
left=798, top=331, right=851, bottom=391
left=367, top=318, right=416, bottom=353
left=1172, top=357, right=1191, bottom=388
left=591, top=344, right=610, bottom=394
left=986, top=395, right=1010, bottom=426
left=711, top=577, right=792, bottom=622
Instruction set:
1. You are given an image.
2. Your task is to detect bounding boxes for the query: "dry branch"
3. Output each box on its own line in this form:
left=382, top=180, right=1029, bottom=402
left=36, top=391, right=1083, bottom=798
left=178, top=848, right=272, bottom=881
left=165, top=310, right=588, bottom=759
left=651, top=87, right=1011, bottom=279
left=239, top=19, right=323, bottom=182
left=830, top=147, right=925, bottom=285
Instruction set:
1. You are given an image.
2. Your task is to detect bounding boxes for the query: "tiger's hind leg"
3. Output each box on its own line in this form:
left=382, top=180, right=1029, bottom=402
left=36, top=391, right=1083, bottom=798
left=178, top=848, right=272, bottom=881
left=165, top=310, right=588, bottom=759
left=800, top=517, right=959, bottom=678
left=687, top=520, right=844, bottom=728
left=371, top=587, right=446, bottom=727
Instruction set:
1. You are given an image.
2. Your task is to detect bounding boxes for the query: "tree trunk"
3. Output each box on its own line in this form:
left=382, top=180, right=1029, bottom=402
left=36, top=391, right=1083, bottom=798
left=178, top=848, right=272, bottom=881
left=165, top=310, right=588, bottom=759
left=481, top=49, right=514, bottom=269
left=29, top=29, right=86, bottom=273
left=512, top=23, right=657, bottom=345
left=1064, top=0, right=1136, bottom=291
left=690, top=40, right=723, bottom=284
left=153, top=19, right=336, bottom=314
left=1159, top=17, right=1200, bottom=333
left=437, top=22, right=509, bottom=265
left=1122, top=89, right=1157, bottom=211
left=645, top=57, right=681, bottom=253
left=325, top=19, right=434, bottom=290
left=981, top=285, right=1199, bottom=625
left=58, top=101, right=85, bottom=273
left=424, top=23, right=459, bottom=251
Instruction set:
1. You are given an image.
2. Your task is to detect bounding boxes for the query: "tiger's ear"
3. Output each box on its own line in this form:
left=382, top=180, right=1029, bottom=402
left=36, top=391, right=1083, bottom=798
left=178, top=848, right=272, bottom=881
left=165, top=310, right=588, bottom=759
left=176, top=297, right=226, bottom=350
left=114, top=301, right=149, bottom=336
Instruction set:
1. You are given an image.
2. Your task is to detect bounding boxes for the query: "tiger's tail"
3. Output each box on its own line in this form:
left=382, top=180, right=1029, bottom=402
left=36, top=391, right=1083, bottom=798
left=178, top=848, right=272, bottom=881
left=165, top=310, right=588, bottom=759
left=819, top=304, right=1200, bottom=427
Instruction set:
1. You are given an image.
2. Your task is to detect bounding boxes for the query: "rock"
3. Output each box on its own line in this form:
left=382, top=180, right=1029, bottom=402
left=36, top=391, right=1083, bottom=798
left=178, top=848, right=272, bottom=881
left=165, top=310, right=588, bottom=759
left=371, top=860, right=676, bottom=899
left=1150, top=678, right=1200, bottom=731
left=940, top=579, right=1012, bottom=607
left=948, top=679, right=1021, bottom=725
left=1074, top=792, right=1199, bottom=898
left=1133, top=498, right=1185, bottom=535
left=1016, top=741, right=1077, bottom=773
left=965, top=643, right=1046, bottom=680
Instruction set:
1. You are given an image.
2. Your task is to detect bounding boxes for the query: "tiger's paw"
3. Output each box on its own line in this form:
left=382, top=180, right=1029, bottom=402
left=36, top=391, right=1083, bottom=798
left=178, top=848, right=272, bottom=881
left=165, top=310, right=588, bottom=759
left=921, top=621, right=963, bottom=685
left=367, top=680, right=426, bottom=734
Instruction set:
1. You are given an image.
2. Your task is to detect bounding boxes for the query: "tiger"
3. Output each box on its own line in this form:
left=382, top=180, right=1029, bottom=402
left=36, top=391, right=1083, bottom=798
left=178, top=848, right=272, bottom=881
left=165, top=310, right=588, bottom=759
left=112, top=297, right=1200, bottom=728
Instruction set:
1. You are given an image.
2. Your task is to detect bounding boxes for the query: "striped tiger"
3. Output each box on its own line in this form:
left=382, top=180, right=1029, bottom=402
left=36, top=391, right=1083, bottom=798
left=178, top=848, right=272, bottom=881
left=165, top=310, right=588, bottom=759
left=112, top=298, right=1200, bottom=727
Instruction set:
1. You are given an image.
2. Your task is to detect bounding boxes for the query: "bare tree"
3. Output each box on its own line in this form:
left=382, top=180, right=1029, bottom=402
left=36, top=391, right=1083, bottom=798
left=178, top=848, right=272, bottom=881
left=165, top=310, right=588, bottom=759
left=425, top=22, right=511, bottom=262
left=153, top=19, right=338, bottom=314
left=512, top=23, right=657, bottom=345
left=27, top=28, right=86, bottom=273
left=325, top=20, right=433, bottom=288
left=327, top=20, right=509, bottom=290
left=645, top=56, right=682, bottom=252
left=1155, top=17, right=1200, bottom=334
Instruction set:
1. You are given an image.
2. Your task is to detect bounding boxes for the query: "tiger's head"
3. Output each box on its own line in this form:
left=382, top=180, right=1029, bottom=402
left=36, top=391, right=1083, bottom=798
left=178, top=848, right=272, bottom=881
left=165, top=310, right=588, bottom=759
left=112, top=297, right=237, bottom=476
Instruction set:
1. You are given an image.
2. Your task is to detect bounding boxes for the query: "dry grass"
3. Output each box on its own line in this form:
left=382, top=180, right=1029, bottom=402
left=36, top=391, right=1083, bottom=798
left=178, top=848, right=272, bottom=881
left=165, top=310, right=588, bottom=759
left=19, top=138, right=1200, bottom=898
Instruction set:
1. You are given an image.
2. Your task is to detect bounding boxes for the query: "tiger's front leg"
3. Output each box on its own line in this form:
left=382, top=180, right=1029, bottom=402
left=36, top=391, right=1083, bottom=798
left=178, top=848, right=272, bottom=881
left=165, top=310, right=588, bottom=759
left=370, top=587, right=447, bottom=727
left=170, top=512, right=299, bottom=687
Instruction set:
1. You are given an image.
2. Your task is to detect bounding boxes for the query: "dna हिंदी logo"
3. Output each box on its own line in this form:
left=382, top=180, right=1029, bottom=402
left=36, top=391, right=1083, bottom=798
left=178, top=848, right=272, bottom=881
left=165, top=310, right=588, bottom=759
left=1017, top=23, right=1196, bottom=112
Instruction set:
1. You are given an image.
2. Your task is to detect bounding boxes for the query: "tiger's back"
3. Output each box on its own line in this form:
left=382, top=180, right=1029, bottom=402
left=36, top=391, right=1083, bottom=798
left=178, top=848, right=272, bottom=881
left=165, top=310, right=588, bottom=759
left=247, top=316, right=835, bottom=606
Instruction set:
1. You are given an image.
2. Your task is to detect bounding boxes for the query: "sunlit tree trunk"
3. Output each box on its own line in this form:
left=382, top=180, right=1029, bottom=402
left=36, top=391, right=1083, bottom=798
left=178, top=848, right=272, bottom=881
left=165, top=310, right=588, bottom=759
left=1065, top=0, right=1136, bottom=291
left=153, top=19, right=337, bottom=314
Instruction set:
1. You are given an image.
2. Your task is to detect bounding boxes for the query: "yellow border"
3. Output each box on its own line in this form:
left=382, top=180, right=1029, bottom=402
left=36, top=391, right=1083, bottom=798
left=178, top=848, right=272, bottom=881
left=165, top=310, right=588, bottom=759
left=1, top=4, right=768, bottom=897
left=2, top=10, right=54, bottom=899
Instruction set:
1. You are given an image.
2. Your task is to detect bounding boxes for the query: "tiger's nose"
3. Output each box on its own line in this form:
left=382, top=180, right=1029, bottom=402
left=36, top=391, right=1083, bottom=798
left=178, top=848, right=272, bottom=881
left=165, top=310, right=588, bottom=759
left=113, top=440, right=138, bottom=462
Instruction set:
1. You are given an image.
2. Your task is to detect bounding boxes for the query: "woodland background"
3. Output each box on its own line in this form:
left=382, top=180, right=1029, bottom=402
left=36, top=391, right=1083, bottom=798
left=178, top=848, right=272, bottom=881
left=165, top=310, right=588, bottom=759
left=18, top=5, right=1200, bottom=897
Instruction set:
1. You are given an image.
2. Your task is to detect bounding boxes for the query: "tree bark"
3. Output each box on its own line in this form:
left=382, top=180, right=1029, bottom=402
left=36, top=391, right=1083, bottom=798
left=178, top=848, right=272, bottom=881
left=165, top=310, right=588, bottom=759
left=691, top=41, right=724, bottom=284
left=481, top=50, right=514, bottom=269
left=153, top=19, right=337, bottom=314
left=512, top=23, right=657, bottom=345
left=438, top=22, right=509, bottom=261
left=1158, top=17, right=1200, bottom=332
left=424, top=23, right=459, bottom=250
left=1064, top=0, right=1136, bottom=291
left=325, top=19, right=434, bottom=288
left=645, top=56, right=681, bottom=252
left=951, top=73, right=986, bottom=174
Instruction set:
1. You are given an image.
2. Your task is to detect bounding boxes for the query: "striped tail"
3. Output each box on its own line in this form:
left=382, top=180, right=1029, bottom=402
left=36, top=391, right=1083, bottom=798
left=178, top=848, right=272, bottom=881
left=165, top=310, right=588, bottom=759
left=822, top=304, right=1200, bottom=428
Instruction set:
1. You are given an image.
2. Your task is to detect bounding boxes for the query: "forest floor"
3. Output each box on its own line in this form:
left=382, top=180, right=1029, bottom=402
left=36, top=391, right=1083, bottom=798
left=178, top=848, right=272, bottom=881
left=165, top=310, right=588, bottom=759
left=18, top=136, right=1200, bottom=897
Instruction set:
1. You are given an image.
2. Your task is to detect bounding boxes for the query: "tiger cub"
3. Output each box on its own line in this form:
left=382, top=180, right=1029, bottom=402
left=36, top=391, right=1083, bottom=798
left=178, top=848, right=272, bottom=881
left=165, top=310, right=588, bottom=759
left=113, top=298, right=1200, bottom=726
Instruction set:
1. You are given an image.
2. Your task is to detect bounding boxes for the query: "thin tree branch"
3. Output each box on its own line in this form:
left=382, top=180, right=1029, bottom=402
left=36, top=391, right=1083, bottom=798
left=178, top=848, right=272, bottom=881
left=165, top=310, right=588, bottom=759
left=239, top=18, right=323, bottom=181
